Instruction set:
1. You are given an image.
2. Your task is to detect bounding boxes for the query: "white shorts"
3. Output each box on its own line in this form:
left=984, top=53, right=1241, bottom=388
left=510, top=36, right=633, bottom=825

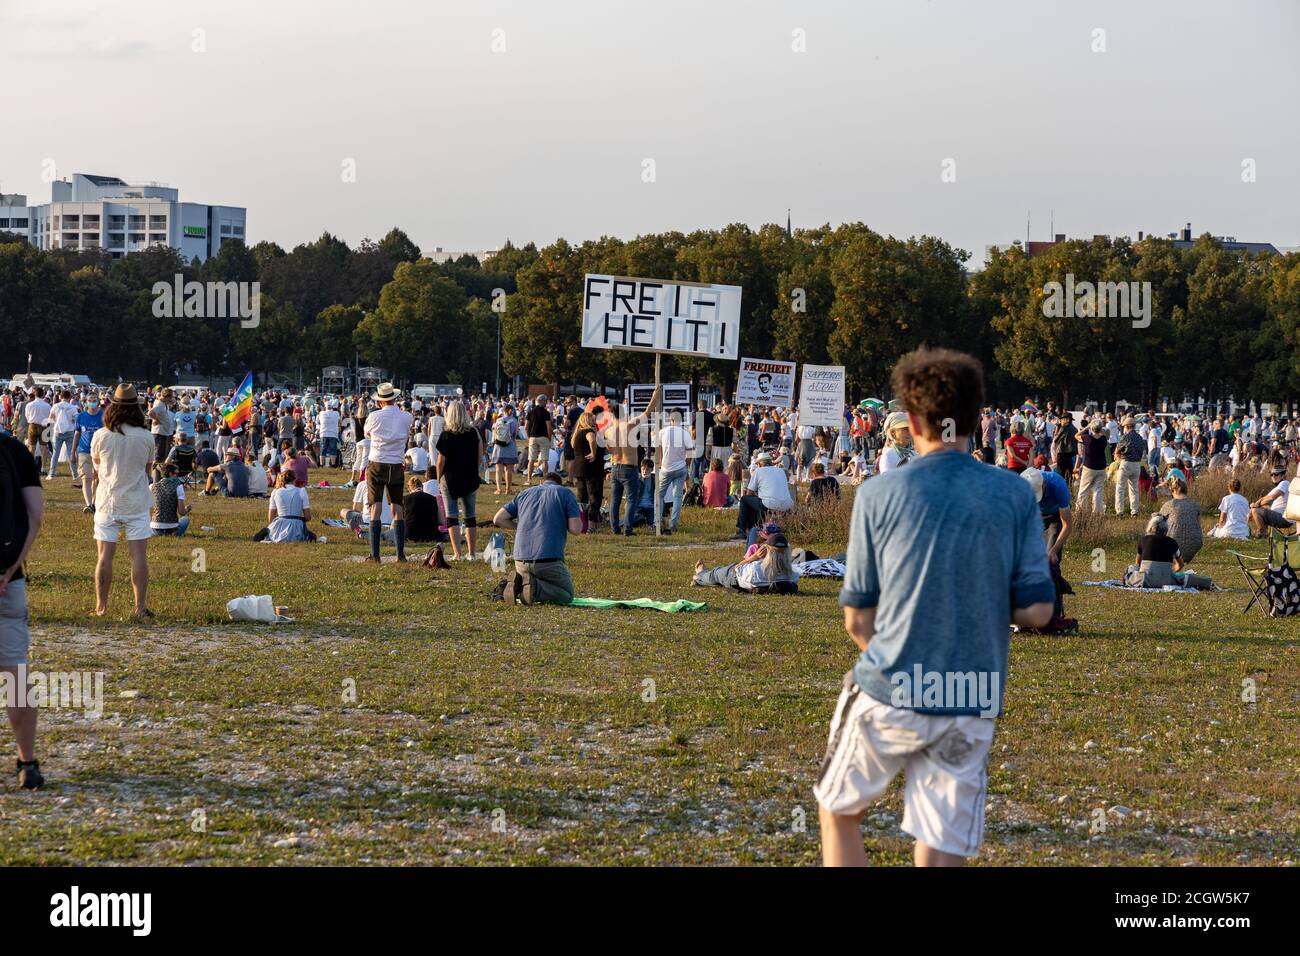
left=813, top=672, right=995, bottom=858
left=93, top=512, right=153, bottom=543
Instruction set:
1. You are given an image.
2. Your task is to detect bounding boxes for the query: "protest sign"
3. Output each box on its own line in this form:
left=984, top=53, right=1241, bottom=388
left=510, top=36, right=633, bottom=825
left=581, top=275, right=741, bottom=360
left=735, top=357, right=795, bottom=406
left=797, top=364, right=846, bottom=428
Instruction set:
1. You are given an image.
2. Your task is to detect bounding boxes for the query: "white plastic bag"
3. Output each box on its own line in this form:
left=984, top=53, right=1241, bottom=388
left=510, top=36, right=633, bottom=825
left=227, top=594, right=277, bottom=623
left=482, top=531, right=508, bottom=573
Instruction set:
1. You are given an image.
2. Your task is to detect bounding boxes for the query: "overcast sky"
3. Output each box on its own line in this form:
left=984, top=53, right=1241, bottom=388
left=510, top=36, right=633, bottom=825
left=3, top=0, right=1296, bottom=262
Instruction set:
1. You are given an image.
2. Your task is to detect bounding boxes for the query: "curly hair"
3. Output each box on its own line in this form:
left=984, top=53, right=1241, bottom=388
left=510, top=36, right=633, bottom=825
left=889, top=348, right=984, bottom=440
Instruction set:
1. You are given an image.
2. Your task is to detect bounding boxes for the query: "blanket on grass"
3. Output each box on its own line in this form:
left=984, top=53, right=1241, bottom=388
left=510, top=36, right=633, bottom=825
left=568, top=597, right=708, bottom=613
left=793, top=559, right=845, bottom=578
left=1081, top=579, right=1220, bottom=594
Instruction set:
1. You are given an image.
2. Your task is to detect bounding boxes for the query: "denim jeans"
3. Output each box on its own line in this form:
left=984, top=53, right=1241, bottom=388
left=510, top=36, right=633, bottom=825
left=50, top=431, right=78, bottom=478
left=609, top=464, right=641, bottom=534
left=661, top=469, right=687, bottom=530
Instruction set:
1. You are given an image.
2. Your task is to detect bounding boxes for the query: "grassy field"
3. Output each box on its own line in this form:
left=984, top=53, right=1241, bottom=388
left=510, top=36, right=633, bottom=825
left=2, top=466, right=1297, bottom=866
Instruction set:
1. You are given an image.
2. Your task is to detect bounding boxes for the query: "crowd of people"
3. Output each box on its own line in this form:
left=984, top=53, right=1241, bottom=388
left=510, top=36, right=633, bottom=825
left=2, top=365, right=1295, bottom=872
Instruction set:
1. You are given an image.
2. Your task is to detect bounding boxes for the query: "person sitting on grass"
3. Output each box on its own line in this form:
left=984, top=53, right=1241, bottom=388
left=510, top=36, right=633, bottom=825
left=164, top=432, right=197, bottom=484
left=692, top=531, right=800, bottom=594
left=150, top=463, right=191, bottom=537
left=804, top=461, right=840, bottom=503
left=1157, top=477, right=1203, bottom=563
left=253, top=470, right=315, bottom=542
left=1248, top=463, right=1295, bottom=537
left=732, top=450, right=794, bottom=546
left=492, top=472, right=582, bottom=605
left=1207, top=477, right=1251, bottom=539
left=205, top=447, right=251, bottom=497
left=701, top=457, right=731, bottom=508
left=1122, top=513, right=1184, bottom=588
left=245, top=451, right=269, bottom=497
left=401, top=473, right=447, bottom=544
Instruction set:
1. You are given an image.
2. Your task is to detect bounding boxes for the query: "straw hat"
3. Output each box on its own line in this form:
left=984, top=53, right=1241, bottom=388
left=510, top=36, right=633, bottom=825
left=108, top=383, right=145, bottom=406
left=374, top=382, right=400, bottom=402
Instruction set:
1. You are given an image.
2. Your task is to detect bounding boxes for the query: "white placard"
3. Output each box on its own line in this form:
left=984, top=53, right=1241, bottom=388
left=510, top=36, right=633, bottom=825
left=797, top=364, right=846, bottom=428
left=735, top=357, right=796, bottom=406
left=581, top=274, right=741, bottom=360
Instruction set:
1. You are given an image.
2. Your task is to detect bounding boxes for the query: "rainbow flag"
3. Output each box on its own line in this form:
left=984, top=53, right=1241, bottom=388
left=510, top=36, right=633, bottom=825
left=1021, top=401, right=1041, bottom=415
left=221, top=372, right=254, bottom=430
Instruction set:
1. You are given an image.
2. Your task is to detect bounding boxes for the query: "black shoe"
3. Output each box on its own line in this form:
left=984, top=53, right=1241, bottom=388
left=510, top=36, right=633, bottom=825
left=729, top=530, right=746, bottom=540
left=17, top=760, right=44, bottom=790
left=502, top=572, right=523, bottom=604
left=490, top=578, right=508, bottom=602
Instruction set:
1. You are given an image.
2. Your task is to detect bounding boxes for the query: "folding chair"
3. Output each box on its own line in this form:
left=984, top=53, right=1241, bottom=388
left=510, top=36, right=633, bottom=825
left=1228, top=530, right=1299, bottom=617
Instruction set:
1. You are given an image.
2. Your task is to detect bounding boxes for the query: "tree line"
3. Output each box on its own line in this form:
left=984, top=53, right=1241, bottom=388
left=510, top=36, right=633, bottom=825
left=1, top=222, right=1296, bottom=409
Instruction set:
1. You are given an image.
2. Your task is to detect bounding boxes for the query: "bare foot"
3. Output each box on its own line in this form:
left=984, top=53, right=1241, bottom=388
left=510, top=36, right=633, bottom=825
left=93, top=606, right=108, bottom=617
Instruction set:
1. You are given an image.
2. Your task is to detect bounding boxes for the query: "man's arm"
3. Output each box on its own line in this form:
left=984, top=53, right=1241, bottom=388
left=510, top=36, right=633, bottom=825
left=567, top=516, right=583, bottom=534
left=842, top=606, right=876, bottom=652
left=1012, top=602, right=1054, bottom=628
left=1049, top=507, right=1072, bottom=558
left=0, top=486, right=43, bottom=597
left=493, top=507, right=517, bottom=529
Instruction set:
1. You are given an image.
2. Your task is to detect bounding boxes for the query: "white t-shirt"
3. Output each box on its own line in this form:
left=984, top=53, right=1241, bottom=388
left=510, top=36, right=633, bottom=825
left=1106, top=421, right=1121, bottom=442
left=747, top=465, right=793, bottom=511
left=150, top=399, right=175, bottom=436
left=796, top=424, right=816, bottom=441
left=428, top=415, right=446, bottom=452
left=1217, top=493, right=1250, bottom=537
left=1269, top=479, right=1290, bottom=514
left=658, top=425, right=695, bottom=476
left=354, top=438, right=370, bottom=472
left=51, top=401, right=79, bottom=433
left=364, top=406, right=414, bottom=465
left=318, top=409, right=341, bottom=439
left=247, top=464, right=269, bottom=495
left=405, top=445, right=430, bottom=473
left=877, top=445, right=908, bottom=474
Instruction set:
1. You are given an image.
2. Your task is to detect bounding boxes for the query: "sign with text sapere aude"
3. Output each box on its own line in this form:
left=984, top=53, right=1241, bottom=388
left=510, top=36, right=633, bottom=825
left=581, top=275, right=741, bottom=361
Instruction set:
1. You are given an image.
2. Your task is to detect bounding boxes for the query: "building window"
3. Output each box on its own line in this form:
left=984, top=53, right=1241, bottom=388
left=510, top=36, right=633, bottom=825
left=83, top=215, right=100, bottom=226
left=233, top=225, right=244, bottom=236
left=129, top=232, right=145, bottom=243
left=13, top=218, right=28, bottom=229
left=0, top=220, right=8, bottom=229
left=129, top=215, right=145, bottom=228
left=83, top=233, right=100, bottom=243
left=63, top=215, right=79, bottom=228
left=149, top=215, right=167, bottom=229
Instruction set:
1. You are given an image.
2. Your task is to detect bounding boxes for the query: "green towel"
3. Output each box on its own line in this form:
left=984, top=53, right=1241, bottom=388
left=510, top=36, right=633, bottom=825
left=568, top=597, right=708, bottom=613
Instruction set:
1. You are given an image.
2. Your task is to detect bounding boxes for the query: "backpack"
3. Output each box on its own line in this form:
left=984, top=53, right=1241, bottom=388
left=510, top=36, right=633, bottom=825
left=0, top=440, right=27, bottom=572
left=492, top=416, right=513, bottom=445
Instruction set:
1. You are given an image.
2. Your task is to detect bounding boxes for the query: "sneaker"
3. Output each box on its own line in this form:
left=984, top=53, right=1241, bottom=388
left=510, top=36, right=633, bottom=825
left=82, top=505, right=94, bottom=514
left=16, top=759, right=44, bottom=790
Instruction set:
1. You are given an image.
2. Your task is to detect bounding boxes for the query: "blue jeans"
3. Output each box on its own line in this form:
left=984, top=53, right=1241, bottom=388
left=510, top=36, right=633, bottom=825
left=609, top=464, right=641, bottom=534
left=50, top=431, right=78, bottom=478
left=661, top=469, right=687, bottom=530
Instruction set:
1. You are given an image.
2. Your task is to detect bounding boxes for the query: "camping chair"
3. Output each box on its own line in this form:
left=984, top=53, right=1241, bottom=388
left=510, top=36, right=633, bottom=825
left=1229, top=530, right=1300, bottom=617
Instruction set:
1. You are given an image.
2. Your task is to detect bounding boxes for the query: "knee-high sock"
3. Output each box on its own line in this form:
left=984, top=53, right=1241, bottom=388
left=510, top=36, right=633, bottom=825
left=393, top=519, right=406, bottom=559
left=369, top=519, right=382, bottom=560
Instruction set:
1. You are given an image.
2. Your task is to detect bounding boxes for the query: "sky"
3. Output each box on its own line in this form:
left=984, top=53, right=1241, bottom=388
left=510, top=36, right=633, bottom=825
left=2, top=0, right=1297, bottom=263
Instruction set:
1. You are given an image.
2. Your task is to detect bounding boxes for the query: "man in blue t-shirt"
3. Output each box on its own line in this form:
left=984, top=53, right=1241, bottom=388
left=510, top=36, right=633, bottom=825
left=815, top=348, right=1054, bottom=868
left=1020, top=467, right=1074, bottom=629
left=492, top=472, right=582, bottom=605
left=73, top=398, right=104, bottom=514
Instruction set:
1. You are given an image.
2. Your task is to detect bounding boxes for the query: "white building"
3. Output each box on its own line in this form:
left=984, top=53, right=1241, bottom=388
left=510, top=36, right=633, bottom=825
left=18, top=173, right=246, bottom=262
left=426, top=245, right=500, bottom=265
left=0, top=193, right=31, bottom=238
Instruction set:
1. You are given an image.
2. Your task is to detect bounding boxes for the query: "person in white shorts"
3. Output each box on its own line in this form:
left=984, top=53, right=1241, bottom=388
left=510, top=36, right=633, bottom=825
left=815, top=348, right=1054, bottom=866
left=90, top=384, right=156, bottom=619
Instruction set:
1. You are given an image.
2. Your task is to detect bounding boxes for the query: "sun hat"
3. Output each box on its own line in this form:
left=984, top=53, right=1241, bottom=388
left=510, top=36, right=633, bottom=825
left=108, top=383, right=145, bottom=406
left=1122, top=416, right=1136, bottom=427
left=1020, top=466, right=1045, bottom=502
left=883, top=411, right=909, bottom=434
left=374, top=382, right=400, bottom=402
left=755, top=450, right=773, bottom=465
